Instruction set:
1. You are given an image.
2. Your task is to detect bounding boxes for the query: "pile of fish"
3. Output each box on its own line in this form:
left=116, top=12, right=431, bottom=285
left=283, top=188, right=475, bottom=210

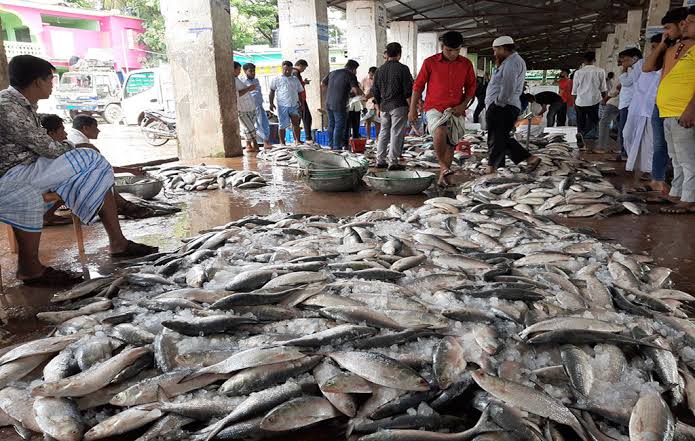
left=148, top=165, right=268, bottom=191
left=256, top=146, right=300, bottom=167
left=2, top=198, right=695, bottom=441
left=119, top=194, right=182, bottom=218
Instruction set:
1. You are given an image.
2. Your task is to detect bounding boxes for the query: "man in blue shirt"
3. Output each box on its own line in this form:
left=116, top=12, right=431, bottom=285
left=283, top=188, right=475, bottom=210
left=321, top=60, right=363, bottom=150
left=243, top=63, right=270, bottom=150
left=485, top=36, right=541, bottom=174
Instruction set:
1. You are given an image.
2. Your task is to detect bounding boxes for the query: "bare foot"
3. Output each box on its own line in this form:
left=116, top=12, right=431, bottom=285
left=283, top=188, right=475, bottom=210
left=484, top=166, right=497, bottom=175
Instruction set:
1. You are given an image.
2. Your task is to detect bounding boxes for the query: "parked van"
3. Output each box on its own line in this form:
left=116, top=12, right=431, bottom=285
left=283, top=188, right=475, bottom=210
left=121, top=66, right=175, bottom=126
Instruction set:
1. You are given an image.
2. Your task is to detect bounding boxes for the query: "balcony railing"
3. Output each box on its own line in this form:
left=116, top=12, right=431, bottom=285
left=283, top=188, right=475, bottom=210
left=3, top=41, right=45, bottom=59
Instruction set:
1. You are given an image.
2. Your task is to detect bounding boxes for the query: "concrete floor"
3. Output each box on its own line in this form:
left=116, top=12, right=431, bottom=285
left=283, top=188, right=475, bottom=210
left=93, top=123, right=178, bottom=166
left=0, top=150, right=694, bottom=440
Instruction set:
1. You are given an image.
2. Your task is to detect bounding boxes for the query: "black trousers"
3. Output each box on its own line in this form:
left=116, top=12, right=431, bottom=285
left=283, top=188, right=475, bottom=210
left=345, top=111, right=361, bottom=140
left=575, top=103, right=600, bottom=137
left=301, top=100, right=313, bottom=140
left=473, top=100, right=485, bottom=123
left=486, top=104, right=531, bottom=169
left=547, top=101, right=566, bottom=127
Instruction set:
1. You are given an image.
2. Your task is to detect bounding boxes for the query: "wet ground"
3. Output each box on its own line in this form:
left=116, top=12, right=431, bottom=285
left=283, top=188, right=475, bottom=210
left=0, top=148, right=693, bottom=440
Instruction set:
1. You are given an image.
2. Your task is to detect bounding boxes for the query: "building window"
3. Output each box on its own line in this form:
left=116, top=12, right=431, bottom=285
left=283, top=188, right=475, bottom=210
left=126, top=29, right=138, bottom=49
left=14, top=26, right=32, bottom=42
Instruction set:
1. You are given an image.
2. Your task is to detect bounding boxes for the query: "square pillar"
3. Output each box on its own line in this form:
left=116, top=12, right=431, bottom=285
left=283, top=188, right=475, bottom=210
left=389, top=20, right=417, bottom=76
left=278, top=0, right=330, bottom=128
left=644, top=0, right=670, bottom=56
left=625, top=9, right=643, bottom=49
left=604, top=32, right=617, bottom=73
left=161, top=0, right=242, bottom=159
left=417, top=32, right=439, bottom=73
left=346, top=0, right=388, bottom=80
left=0, top=17, right=8, bottom=90
left=596, top=41, right=606, bottom=67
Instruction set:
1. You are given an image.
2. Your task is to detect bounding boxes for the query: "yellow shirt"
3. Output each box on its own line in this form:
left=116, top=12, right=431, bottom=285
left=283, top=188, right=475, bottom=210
left=657, top=45, right=695, bottom=118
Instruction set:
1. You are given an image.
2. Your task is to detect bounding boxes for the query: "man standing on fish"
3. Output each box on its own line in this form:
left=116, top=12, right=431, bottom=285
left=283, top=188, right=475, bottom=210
left=484, top=36, right=541, bottom=174
left=409, top=31, right=477, bottom=187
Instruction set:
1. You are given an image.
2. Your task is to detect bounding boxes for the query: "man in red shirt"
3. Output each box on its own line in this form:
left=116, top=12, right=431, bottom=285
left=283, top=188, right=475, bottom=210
left=409, top=31, right=476, bottom=187
left=557, top=68, right=573, bottom=125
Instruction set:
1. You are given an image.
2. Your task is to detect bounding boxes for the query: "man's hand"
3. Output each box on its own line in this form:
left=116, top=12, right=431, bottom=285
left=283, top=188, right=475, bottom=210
left=304, top=79, right=311, bottom=84
left=408, top=109, right=419, bottom=123
left=247, top=84, right=257, bottom=92
left=679, top=105, right=695, bottom=128
left=451, top=104, right=466, bottom=117
left=269, top=103, right=276, bottom=112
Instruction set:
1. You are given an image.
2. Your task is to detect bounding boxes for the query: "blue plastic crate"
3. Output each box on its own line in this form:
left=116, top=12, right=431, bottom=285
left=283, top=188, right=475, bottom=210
left=358, top=125, right=377, bottom=139
left=284, top=129, right=307, bottom=143
left=315, top=130, right=329, bottom=146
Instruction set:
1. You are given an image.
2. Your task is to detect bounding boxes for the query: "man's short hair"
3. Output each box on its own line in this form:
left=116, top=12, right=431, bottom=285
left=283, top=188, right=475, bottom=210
left=619, top=47, right=642, bottom=59
left=282, top=60, right=293, bottom=68
left=524, top=93, right=536, bottom=102
left=72, top=115, right=98, bottom=130
left=560, top=68, right=571, bottom=75
left=295, top=59, right=308, bottom=67
left=385, top=42, right=402, bottom=58
left=9, top=55, right=55, bottom=90
left=243, top=63, right=255, bottom=71
left=662, top=7, right=688, bottom=25
left=439, top=31, right=464, bottom=49
left=689, top=5, right=695, bottom=15
left=345, top=59, right=359, bottom=71
left=41, top=114, right=64, bottom=132
left=233, top=61, right=241, bottom=69
left=583, top=52, right=596, bottom=62
left=368, top=66, right=377, bottom=74
left=607, top=71, right=615, bottom=78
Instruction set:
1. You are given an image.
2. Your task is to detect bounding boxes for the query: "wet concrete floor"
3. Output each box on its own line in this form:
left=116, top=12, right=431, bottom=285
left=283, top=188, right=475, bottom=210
left=0, top=151, right=693, bottom=439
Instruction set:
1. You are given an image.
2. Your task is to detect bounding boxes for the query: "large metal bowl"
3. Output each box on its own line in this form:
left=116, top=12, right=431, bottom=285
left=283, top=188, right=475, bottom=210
left=295, top=149, right=369, bottom=175
left=364, top=170, right=435, bottom=195
left=114, top=176, right=163, bottom=200
left=306, top=174, right=363, bottom=192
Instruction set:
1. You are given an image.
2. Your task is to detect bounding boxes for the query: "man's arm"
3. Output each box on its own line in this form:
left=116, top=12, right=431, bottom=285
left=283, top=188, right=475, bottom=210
left=457, top=63, right=477, bottom=113
left=644, top=34, right=669, bottom=72
left=268, top=89, right=276, bottom=111
left=371, top=69, right=382, bottom=105
left=239, top=84, right=256, bottom=97
left=403, top=66, right=414, bottom=109
left=679, top=93, right=695, bottom=128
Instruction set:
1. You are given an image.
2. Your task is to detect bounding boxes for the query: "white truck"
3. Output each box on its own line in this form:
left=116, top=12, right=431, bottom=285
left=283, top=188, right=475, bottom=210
left=120, top=66, right=175, bottom=126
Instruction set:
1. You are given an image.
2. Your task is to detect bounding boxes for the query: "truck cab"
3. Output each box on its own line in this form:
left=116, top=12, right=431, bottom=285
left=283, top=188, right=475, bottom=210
left=121, top=66, right=175, bottom=126
left=55, top=65, right=123, bottom=124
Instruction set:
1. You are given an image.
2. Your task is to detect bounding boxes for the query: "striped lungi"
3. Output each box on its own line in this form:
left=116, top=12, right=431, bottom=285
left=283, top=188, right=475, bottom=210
left=239, top=110, right=258, bottom=140
left=0, top=148, right=114, bottom=232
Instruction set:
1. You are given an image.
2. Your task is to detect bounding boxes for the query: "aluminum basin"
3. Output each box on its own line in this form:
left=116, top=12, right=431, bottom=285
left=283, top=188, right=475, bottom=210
left=365, top=171, right=435, bottom=195
left=114, top=176, right=163, bottom=200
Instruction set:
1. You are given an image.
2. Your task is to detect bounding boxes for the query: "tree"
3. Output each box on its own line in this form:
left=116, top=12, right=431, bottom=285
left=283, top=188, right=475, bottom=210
left=230, top=0, right=277, bottom=45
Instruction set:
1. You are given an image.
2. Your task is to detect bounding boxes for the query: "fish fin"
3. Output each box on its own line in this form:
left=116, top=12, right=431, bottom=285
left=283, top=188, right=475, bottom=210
left=156, top=385, right=172, bottom=402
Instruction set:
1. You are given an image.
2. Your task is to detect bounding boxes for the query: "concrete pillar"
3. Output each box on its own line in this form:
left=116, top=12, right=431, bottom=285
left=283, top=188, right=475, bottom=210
left=346, top=0, right=388, bottom=80
left=644, top=0, right=670, bottom=56
left=625, top=9, right=643, bottom=49
left=389, top=20, right=418, bottom=75
left=596, top=41, right=606, bottom=68
left=604, top=32, right=618, bottom=73
left=161, top=0, right=241, bottom=159
left=417, top=32, right=439, bottom=73
left=278, top=0, right=329, bottom=129
left=0, top=17, right=8, bottom=90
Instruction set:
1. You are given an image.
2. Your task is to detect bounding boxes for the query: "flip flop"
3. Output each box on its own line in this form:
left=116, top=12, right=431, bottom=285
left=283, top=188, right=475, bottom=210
left=22, top=267, right=84, bottom=287
left=111, top=240, right=159, bottom=258
left=43, top=215, right=72, bottom=227
left=660, top=205, right=695, bottom=214
left=646, top=196, right=672, bottom=204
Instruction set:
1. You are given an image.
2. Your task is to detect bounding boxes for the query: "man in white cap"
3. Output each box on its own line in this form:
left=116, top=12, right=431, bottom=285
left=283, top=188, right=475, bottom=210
left=484, top=36, right=541, bottom=174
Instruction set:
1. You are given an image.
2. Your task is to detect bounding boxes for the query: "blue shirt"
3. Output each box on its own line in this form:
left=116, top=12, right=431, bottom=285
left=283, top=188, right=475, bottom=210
left=485, top=52, right=526, bottom=110
left=244, top=77, right=264, bottom=109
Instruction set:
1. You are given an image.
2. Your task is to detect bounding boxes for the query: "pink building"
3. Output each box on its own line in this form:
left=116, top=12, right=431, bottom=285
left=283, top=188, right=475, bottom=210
left=0, top=0, right=146, bottom=72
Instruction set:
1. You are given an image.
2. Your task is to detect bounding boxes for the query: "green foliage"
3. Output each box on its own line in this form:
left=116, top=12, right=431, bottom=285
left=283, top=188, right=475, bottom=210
left=230, top=0, right=278, bottom=45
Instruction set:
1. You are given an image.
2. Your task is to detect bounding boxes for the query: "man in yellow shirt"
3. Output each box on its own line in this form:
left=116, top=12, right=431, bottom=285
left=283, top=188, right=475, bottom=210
left=656, top=7, right=695, bottom=214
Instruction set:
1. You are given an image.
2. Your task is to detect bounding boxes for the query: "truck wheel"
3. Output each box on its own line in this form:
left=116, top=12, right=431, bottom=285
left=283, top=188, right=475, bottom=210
left=103, top=104, right=123, bottom=125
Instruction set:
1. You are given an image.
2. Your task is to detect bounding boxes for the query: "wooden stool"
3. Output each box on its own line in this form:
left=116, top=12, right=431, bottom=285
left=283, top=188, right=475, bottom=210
left=5, top=192, right=86, bottom=259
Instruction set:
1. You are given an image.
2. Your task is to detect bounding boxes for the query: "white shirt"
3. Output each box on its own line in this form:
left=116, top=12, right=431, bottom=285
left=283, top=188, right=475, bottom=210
left=618, top=59, right=643, bottom=110
left=572, top=64, right=608, bottom=107
left=270, top=75, right=303, bottom=108
left=235, top=77, right=256, bottom=113
left=67, top=127, right=90, bottom=145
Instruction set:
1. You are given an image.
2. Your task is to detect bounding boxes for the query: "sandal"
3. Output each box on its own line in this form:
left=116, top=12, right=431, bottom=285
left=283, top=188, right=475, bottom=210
left=646, top=196, right=672, bottom=204
left=111, top=240, right=159, bottom=258
left=438, top=169, right=455, bottom=187
left=43, top=214, right=72, bottom=227
left=660, top=204, right=695, bottom=214
left=22, top=267, right=84, bottom=287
